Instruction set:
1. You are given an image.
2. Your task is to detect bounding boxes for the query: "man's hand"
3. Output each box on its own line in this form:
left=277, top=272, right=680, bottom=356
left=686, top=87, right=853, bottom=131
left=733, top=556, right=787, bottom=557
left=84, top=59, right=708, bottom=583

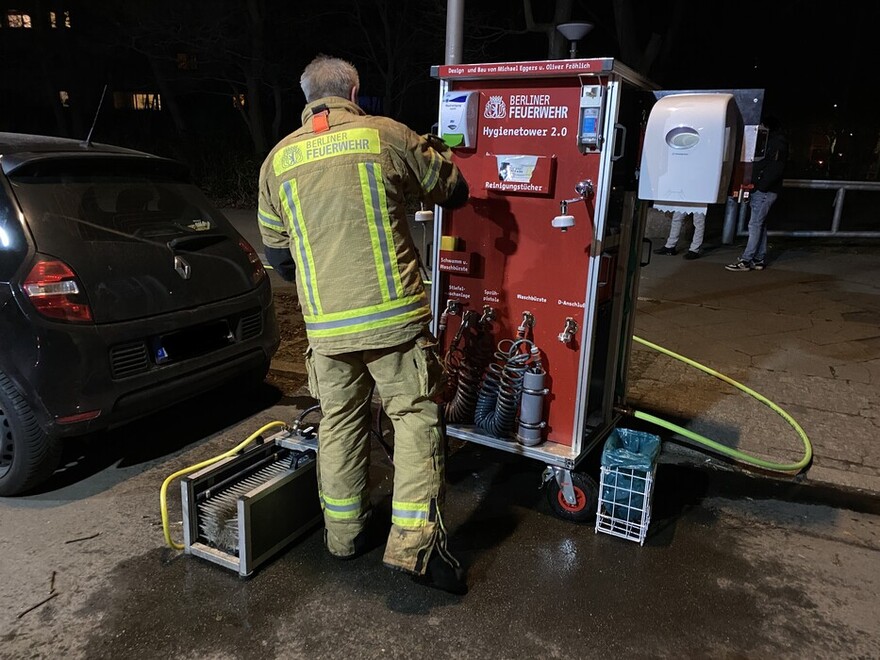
left=264, top=246, right=297, bottom=282
left=422, top=133, right=451, bottom=155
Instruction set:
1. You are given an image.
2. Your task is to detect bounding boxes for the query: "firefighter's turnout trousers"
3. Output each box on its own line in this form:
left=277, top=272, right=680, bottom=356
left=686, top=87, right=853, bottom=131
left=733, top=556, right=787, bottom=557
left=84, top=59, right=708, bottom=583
left=307, top=333, right=447, bottom=575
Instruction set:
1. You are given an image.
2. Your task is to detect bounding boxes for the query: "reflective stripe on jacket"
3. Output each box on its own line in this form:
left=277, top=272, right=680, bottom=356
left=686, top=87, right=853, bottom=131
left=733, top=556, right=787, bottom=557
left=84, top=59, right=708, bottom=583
left=258, top=98, right=461, bottom=354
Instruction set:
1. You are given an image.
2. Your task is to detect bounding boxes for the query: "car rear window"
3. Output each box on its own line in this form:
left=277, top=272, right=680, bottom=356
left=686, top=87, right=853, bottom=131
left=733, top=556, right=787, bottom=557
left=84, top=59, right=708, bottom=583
left=7, top=156, right=230, bottom=244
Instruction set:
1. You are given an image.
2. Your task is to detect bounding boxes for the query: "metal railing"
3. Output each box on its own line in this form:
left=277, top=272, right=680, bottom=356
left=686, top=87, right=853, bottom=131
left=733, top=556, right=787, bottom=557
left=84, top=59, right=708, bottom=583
left=729, top=179, right=880, bottom=240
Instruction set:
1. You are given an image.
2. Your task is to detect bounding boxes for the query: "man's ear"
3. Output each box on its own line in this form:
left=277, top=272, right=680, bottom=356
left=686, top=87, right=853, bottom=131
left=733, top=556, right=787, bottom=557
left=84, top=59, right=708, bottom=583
left=350, top=85, right=359, bottom=104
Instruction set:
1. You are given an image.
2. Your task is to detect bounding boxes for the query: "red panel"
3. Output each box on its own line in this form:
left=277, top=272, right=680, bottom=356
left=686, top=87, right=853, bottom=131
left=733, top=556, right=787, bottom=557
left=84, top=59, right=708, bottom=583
left=437, top=58, right=612, bottom=80
left=438, top=77, right=604, bottom=446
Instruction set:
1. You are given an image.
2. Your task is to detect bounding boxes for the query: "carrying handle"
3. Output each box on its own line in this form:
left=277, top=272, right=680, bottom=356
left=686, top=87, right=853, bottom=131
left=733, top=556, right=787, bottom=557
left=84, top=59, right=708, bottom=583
left=641, top=238, right=653, bottom=267
left=612, top=123, right=627, bottom=161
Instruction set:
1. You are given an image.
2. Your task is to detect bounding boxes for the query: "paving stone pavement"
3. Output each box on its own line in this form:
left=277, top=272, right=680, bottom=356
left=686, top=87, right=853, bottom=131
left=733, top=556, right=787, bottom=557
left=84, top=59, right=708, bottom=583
left=631, top=235, right=880, bottom=499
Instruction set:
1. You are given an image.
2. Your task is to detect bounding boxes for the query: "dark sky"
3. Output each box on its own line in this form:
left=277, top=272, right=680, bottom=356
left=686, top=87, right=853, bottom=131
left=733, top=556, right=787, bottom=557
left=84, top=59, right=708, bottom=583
left=665, top=1, right=878, bottom=125
left=464, top=0, right=878, bottom=129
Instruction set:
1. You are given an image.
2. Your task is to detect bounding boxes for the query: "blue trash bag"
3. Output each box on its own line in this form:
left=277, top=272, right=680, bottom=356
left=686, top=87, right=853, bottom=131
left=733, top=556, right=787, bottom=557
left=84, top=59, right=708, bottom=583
left=600, top=428, right=661, bottom=470
left=600, top=428, right=661, bottom=522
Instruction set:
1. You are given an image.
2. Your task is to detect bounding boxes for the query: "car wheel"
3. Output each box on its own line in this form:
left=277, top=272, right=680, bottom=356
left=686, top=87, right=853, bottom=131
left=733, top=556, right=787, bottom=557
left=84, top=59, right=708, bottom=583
left=0, top=374, right=62, bottom=496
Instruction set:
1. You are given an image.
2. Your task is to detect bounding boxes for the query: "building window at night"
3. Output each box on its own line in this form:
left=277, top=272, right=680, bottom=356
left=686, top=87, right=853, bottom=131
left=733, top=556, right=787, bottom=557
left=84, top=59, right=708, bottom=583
left=59, top=91, right=70, bottom=107
left=132, top=93, right=161, bottom=110
left=49, top=11, right=71, bottom=28
left=6, top=10, right=33, bottom=28
left=113, top=92, right=162, bottom=111
left=177, top=53, right=197, bottom=70
left=233, top=93, right=246, bottom=109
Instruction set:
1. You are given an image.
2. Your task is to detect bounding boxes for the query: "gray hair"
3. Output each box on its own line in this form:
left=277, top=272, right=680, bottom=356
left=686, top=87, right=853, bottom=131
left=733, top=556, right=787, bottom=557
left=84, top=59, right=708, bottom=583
left=300, top=55, right=359, bottom=103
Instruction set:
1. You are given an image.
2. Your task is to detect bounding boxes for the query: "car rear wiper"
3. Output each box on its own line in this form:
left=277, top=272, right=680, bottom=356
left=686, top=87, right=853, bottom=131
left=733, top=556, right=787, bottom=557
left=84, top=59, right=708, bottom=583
left=47, top=213, right=231, bottom=256
left=167, top=233, right=228, bottom=251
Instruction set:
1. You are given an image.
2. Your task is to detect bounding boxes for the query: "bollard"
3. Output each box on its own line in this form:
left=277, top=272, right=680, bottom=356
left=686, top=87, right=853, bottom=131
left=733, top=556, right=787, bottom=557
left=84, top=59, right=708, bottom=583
left=737, top=198, right=750, bottom=235
left=722, top=196, right=737, bottom=245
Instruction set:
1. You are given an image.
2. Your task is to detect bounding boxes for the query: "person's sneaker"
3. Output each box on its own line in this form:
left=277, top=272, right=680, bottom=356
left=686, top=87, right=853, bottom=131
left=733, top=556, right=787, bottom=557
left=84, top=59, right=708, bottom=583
left=653, top=246, right=678, bottom=256
left=752, top=260, right=766, bottom=270
left=683, top=250, right=700, bottom=260
left=412, top=549, right=468, bottom=595
left=724, top=260, right=753, bottom=271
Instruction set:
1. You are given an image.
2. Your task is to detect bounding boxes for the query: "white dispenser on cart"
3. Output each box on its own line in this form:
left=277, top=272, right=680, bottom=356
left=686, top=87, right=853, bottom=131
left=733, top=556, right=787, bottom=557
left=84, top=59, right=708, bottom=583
left=638, top=93, right=740, bottom=205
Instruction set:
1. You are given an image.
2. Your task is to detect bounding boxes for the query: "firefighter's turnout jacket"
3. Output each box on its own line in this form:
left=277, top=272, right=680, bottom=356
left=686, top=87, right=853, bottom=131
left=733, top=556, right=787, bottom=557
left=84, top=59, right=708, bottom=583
left=257, top=97, right=465, bottom=575
left=258, top=97, right=462, bottom=356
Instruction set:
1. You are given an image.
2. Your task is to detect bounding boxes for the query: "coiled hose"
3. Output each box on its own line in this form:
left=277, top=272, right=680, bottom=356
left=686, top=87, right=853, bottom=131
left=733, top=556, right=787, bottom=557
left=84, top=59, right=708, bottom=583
left=445, top=311, right=495, bottom=423
left=629, top=335, right=812, bottom=474
left=474, top=338, right=537, bottom=438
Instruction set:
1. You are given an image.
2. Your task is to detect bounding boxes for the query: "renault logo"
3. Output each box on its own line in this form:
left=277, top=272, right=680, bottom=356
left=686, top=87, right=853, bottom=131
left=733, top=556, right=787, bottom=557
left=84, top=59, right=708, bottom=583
left=173, top=255, right=192, bottom=280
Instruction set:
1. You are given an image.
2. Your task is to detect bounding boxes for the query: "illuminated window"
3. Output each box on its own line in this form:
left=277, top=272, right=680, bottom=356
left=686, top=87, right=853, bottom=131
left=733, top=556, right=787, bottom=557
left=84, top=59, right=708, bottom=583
left=176, top=53, right=197, bottom=70
left=113, top=92, right=162, bottom=111
left=232, top=94, right=246, bottom=109
left=7, top=10, right=32, bottom=28
left=132, top=93, right=161, bottom=110
left=49, top=11, right=71, bottom=28
left=59, top=91, right=70, bottom=107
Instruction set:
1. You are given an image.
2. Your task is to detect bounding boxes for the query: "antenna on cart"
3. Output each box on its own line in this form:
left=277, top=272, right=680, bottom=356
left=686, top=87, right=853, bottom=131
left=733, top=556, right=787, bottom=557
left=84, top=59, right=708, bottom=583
left=82, top=83, right=109, bottom=148
left=556, top=22, right=593, bottom=59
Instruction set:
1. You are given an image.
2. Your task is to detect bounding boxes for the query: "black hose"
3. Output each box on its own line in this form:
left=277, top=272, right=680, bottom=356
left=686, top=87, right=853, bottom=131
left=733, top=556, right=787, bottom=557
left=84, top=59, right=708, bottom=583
left=474, top=339, right=533, bottom=438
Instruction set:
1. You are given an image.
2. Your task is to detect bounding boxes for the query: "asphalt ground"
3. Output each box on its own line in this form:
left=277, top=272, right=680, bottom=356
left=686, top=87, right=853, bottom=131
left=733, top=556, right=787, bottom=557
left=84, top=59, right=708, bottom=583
left=0, top=211, right=876, bottom=659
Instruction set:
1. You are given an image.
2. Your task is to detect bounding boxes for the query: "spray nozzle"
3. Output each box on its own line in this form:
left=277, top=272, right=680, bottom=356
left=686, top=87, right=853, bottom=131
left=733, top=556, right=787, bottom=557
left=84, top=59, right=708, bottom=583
left=518, top=311, right=535, bottom=335
left=558, top=317, right=579, bottom=344
left=415, top=201, right=434, bottom=224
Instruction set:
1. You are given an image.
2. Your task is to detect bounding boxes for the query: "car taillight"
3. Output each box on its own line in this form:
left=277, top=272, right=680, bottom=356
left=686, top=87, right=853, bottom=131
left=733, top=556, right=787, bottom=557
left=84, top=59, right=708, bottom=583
left=23, top=258, right=93, bottom=322
left=238, top=237, right=267, bottom=285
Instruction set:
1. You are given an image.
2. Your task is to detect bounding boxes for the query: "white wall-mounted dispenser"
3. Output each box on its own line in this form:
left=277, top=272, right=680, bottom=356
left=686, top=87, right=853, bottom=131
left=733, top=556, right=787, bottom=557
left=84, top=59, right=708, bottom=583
left=439, top=90, right=479, bottom=148
left=638, top=93, right=740, bottom=205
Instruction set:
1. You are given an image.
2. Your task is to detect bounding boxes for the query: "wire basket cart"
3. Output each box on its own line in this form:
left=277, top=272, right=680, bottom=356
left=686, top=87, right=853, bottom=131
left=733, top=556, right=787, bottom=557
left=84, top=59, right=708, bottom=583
left=594, top=428, right=660, bottom=545
left=596, top=464, right=656, bottom=545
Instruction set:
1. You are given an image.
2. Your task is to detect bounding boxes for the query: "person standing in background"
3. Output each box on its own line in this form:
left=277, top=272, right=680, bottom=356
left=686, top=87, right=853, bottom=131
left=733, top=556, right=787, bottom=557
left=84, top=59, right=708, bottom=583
left=726, top=116, right=788, bottom=271
left=653, top=209, right=706, bottom=260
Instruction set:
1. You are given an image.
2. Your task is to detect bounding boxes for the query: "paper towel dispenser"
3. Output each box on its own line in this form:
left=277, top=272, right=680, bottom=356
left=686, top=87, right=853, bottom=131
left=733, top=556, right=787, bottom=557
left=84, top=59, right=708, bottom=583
left=638, top=93, right=740, bottom=204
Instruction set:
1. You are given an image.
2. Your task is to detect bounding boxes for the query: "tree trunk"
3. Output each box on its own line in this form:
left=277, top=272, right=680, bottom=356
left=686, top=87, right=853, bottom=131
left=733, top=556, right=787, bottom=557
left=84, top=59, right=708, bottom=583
left=148, top=57, right=194, bottom=164
left=244, top=0, right=268, bottom=156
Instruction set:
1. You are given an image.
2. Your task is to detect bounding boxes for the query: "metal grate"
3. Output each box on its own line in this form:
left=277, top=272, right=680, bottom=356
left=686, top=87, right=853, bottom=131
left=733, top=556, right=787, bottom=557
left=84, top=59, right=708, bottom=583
left=237, top=309, right=263, bottom=341
left=109, top=341, right=150, bottom=379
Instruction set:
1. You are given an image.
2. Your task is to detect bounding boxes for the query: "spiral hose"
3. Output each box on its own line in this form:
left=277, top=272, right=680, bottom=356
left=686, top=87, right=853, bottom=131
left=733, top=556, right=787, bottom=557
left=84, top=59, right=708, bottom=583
left=445, top=312, right=495, bottom=423
left=474, top=338, right=537, bottom=438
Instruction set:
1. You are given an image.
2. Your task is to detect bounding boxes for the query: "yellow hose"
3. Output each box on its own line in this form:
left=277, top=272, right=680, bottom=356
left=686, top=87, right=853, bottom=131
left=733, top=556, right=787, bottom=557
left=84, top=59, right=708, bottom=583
left=630, top=335, right=812, bottom=474
left=160, top=420, right=288, bottom=550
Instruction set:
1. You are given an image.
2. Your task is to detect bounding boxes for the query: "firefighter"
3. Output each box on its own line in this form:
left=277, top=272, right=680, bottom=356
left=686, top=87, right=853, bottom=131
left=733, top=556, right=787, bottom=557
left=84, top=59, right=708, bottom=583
left=257, top=55, right=470, bottom=594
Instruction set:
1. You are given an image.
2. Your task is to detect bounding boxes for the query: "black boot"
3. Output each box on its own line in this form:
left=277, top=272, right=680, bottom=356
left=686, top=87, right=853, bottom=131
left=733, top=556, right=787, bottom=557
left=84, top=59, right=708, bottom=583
left=328, top=513, right=389, bottom=560
left=412, top=548, right=468, bottom=595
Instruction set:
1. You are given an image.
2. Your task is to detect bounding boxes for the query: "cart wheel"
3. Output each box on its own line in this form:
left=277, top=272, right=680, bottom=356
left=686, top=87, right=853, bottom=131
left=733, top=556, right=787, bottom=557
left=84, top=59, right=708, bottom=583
left=546, top=471, right=599, bottom=523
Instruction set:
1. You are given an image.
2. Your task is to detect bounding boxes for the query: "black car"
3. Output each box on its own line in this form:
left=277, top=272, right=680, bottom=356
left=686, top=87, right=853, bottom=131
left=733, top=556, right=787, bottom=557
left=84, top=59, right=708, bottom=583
left=0, top=133, right=279, bottom=495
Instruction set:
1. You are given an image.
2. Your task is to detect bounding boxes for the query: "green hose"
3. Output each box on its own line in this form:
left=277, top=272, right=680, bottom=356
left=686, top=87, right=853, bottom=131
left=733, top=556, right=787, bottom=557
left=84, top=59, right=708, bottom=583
left=629, top=335, right=813, bottom=475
